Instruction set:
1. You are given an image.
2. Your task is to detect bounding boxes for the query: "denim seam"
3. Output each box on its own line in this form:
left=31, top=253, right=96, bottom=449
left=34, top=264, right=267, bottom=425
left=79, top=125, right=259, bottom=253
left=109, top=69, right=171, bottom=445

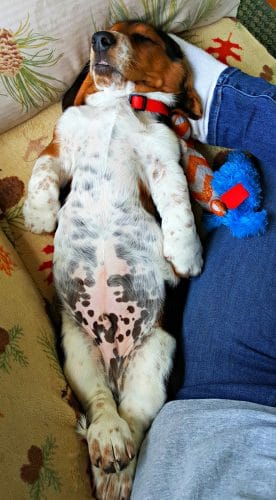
left=218, top=84, right=276, bottom=103
left=209, top=86, right=221, bottom=145
left=208, top=67, right=239, bottom=144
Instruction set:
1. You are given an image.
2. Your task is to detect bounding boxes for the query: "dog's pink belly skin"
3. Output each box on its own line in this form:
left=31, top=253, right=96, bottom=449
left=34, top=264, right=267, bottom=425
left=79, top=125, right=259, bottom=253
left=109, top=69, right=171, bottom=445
left=72, top=250, right=145, bottom=368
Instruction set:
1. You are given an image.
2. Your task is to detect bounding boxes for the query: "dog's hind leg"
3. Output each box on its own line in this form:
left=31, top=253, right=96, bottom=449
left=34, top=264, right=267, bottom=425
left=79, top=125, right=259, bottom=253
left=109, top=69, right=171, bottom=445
left=94, top=327, right=176, bottom=499
left=61, top=312, right=135, bottom=477
left=90, top=328, right=175, bottom=500
left=93, top=328, right=175, bottom=500
left=119, top=326, right=176, bottom=453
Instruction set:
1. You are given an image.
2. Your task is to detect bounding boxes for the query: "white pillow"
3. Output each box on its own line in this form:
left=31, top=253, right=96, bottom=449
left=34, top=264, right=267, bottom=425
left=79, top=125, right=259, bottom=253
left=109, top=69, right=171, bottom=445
left=0, top=0, right=240, bottom=133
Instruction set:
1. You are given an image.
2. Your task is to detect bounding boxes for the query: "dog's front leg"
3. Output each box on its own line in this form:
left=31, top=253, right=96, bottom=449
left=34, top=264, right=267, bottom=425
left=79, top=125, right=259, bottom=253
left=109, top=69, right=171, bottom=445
left=141, top=131, right=203, bottom=277
left=23, top=133, right=68, bottom=234
left=61, top=313, right=135, bottom=485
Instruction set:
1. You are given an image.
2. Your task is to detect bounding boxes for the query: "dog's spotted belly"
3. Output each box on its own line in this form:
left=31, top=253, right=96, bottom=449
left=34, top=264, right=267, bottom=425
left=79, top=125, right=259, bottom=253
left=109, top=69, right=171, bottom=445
left=73, top=267, right=145, bottom=370
left=58, top=239, right=163, bottom=380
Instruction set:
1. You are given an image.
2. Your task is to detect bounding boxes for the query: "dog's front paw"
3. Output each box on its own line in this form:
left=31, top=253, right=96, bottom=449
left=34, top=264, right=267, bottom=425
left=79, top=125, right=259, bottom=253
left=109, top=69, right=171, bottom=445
left=87, top=415, right=135, bottom=474
left=92, top=460, right=135, bottom=500
left=164, top=230, right=203, bottom=278
left=23, top=198, right=59, bottom=234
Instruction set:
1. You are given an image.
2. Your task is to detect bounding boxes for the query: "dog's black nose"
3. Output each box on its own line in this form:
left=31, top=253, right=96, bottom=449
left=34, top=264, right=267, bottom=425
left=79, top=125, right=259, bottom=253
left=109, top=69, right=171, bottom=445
left=92, top=31, right=116, bottom=51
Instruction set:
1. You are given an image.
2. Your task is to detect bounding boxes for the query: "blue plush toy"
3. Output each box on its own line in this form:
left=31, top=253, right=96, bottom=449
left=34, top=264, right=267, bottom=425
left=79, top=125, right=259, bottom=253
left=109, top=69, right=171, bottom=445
left=204, top=151, right=268, bottom=238
left=171, top=111, right=268, bottom=238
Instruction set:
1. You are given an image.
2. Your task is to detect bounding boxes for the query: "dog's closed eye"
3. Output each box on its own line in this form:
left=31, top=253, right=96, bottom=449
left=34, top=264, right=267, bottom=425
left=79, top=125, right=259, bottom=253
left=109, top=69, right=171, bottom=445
left=131, top=33, right=156, bottom=44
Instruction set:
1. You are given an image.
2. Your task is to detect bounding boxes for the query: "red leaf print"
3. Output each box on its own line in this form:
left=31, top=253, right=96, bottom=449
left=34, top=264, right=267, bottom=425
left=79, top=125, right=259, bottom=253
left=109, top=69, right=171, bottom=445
left=206, top=33, right=243, bottom=64
left=38, top=245, right=54, bottom=285
left=42, top=244, right=54, bottom=254
left=38, top=261, right=53, bottom=271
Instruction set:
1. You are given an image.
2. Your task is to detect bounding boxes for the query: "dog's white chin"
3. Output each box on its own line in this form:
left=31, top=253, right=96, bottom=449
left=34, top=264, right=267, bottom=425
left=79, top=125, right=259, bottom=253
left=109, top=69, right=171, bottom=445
left=86, top=81, right=135, bottom=106
left=86, top=77, right=176, bottom=109
left=93, top=69, right=130, bottom=91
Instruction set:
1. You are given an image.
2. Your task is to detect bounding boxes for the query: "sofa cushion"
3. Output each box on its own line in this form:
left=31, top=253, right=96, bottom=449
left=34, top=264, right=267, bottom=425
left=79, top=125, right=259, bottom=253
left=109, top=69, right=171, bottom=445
left=0, top=12, right=275, bottom=499
left=0, top=103, right=62, bottom=302
left=0, top=229, right=93, bottom=498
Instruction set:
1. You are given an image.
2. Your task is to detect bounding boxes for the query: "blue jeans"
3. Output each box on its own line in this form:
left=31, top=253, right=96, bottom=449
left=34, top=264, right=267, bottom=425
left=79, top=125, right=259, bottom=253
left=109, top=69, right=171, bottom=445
left=176, top=67, right=276, bottom=406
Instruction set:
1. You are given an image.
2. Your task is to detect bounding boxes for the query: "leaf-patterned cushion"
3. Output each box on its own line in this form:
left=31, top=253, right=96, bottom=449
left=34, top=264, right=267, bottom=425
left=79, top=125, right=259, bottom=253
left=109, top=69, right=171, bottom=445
left=0, top=0, right=240, bottom=133
left=0, top=230, right=93, bottom=498
left=1, top=13, right=275, bottom=500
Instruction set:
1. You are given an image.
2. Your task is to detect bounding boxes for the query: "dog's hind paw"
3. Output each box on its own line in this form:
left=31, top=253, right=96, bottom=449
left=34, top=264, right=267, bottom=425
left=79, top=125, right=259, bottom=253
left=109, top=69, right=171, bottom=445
left=164, top=232, right=203, bottom=278
left=92, top=460, right=136, bottom=500
left=87, top=415, right=135, bottom=474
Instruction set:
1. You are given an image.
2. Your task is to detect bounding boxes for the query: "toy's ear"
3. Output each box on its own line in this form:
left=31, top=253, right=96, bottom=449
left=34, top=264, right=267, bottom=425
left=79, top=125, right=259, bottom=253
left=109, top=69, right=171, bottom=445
left=74, top=73, right=97, bottom=105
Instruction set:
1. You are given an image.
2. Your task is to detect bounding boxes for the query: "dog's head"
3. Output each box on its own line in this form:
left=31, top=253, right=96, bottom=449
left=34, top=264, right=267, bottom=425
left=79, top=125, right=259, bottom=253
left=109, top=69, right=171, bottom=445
left=71, top=21, right=202, bottom=119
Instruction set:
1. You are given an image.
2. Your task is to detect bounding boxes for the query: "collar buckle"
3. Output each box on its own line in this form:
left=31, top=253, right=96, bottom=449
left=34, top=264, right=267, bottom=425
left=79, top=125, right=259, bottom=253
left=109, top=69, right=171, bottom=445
left=129, top=94, right=148, bottom=111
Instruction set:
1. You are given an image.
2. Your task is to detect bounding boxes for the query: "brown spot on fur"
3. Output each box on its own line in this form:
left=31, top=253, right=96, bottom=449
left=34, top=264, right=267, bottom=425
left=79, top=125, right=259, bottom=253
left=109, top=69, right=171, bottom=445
left=74, top=73, right=98, bottom=105
left=90, top=439, right=101, bottom=467
left=40, top=130, right=60, bottom=158
left=38, top=175, right=55, bottom=191
left=152, top=160, right=166, bottom=182
left=172, top=194, right=185, bottom=204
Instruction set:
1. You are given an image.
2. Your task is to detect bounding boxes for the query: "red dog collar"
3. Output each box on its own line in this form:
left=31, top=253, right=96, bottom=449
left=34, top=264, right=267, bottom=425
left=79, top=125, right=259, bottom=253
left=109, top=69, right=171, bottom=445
left=129, top=94, right=170, bottom=116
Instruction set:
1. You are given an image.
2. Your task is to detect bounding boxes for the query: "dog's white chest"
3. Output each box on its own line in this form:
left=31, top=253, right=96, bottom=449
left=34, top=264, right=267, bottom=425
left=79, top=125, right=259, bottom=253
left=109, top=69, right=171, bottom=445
left=54, top=100, right=168, bottom=375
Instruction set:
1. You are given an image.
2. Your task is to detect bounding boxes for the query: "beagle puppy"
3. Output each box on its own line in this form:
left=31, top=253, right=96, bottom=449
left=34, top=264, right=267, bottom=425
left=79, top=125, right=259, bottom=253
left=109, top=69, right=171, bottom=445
left=24, top=21, right=203, bottom=500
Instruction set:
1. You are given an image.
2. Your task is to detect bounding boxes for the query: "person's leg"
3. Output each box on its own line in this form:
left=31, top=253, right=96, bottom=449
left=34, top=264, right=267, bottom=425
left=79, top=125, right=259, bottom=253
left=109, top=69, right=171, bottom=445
left=131, top=400, right=276, bottom=500
left=175, top=62, right=276, bottom=406
left=207, top=67, right=276, bottom=165
left=171, top=34, right=276, bottom=165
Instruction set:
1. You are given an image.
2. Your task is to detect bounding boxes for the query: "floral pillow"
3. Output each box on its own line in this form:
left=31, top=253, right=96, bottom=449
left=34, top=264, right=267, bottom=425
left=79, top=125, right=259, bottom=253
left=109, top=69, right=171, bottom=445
left=0, top=0, right=240, bottom=133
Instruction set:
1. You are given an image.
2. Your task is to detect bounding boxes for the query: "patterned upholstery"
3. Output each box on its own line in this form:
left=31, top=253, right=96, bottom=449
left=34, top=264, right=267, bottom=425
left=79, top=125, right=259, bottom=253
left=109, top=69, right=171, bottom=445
left=0, top=10, right=275, bottom=499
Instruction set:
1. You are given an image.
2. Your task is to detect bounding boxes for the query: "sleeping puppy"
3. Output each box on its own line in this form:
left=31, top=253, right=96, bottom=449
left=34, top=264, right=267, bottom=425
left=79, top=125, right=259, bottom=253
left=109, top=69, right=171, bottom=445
left=23, top=21, right=203, bottom=500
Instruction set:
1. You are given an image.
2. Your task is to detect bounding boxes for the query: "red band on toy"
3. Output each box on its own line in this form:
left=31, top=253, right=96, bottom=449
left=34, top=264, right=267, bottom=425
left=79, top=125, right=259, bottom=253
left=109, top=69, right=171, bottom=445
left=220, top=183, right=250, bottom=209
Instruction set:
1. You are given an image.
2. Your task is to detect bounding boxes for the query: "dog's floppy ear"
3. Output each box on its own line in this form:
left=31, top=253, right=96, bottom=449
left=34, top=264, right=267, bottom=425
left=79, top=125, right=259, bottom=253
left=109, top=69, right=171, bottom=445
left=179, top=72, right=202, bottom=120
left=155, top=31, right=202, bottom=120
left=74, top=73, right=97, bottom=105
left=62, top=64, right=98, bottom=110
